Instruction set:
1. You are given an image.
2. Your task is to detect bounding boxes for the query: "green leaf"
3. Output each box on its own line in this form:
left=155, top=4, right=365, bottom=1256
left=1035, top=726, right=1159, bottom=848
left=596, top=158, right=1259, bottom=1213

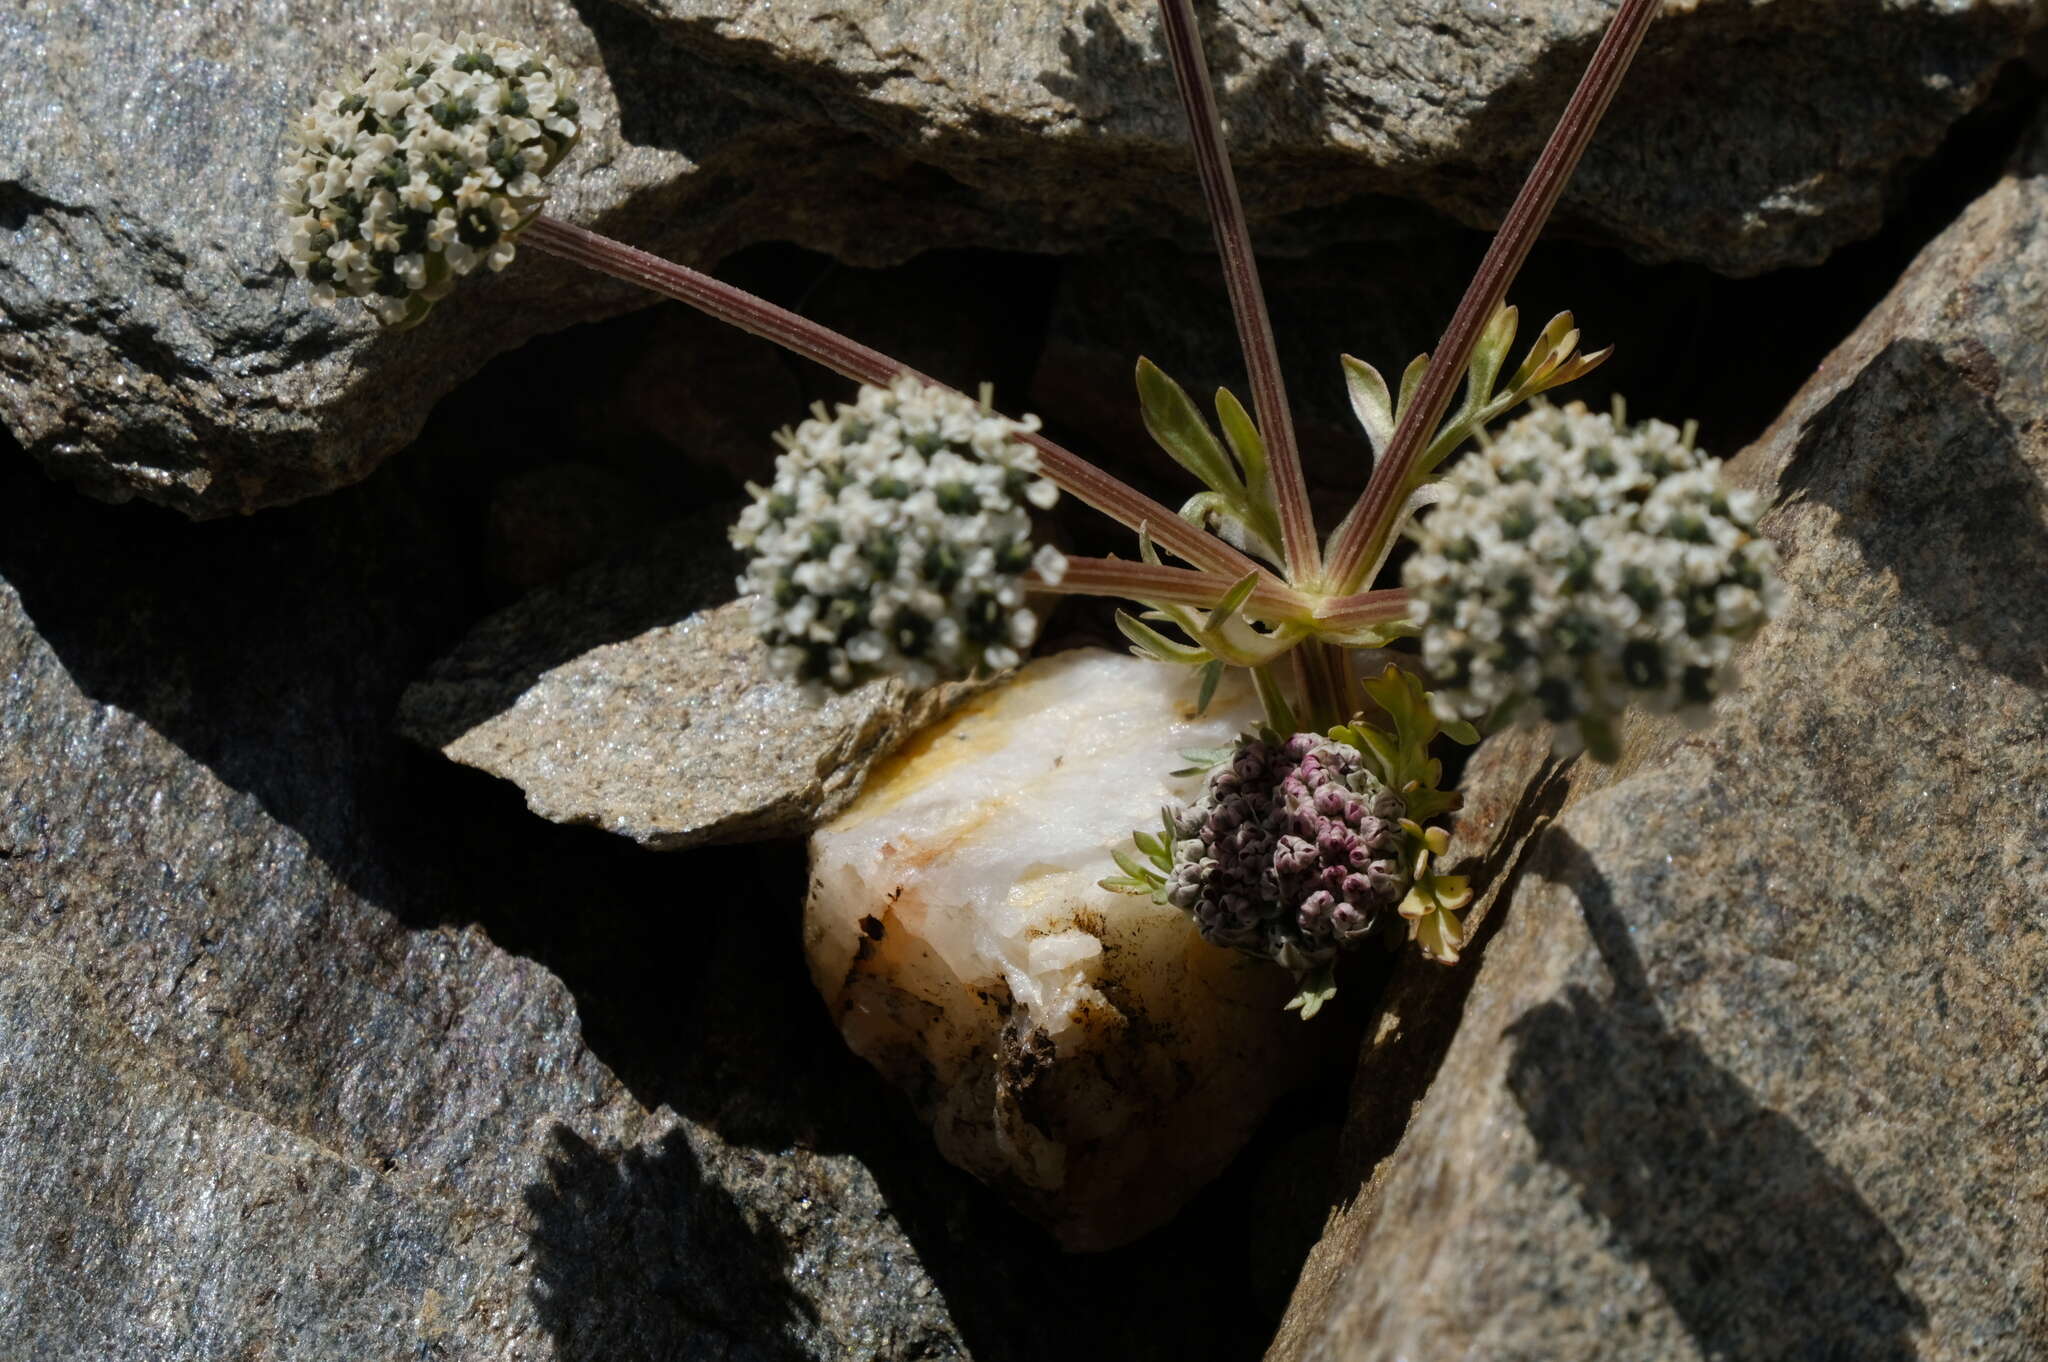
left=1464, top=303, right=1518, bottom=410
left=1350, top=725, right=1399, bottom=781
left=1341, top=355, right=1395, bottom=457
left=1115, top=609, right=1210, bottom=666
left=1213, top=570, right=1259, bottom=621
left=1111, top=848, right=1157, bottom=882
left=1137, top=520, right=1163, bottom=566
left=1404, top=788, right=1462, bottom=823
left=1396, top=353, right=1430, bottom=423
left=1533, top=344, right=1611, bottom=397
left=1178, top=489, right=1231, bottom=531
left=1213, top=387, right=1270, bottom=493
left=1170, top=743, right=1236, bottom=777
left=1504, top=311, right=1578, bottom=396
left=1195, top=658, right=1224, bottom=715
left=1212, top=388, right=1284, bottom=557
left=1441, top=717, right=1481, bottom=746
left=1136, top=358, right=1245, bottom=499
left=1284, top=961, right=1339, bottom=1020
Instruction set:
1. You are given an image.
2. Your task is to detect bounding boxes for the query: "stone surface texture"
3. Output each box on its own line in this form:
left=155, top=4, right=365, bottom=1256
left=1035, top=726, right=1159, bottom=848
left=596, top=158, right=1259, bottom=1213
left=2, top=0, right=2036, bottom=515
left=1271, top=111, right=2048, bottom=1362
left=398, top=513, right=969, bottom=850
left=0, top=434, right=1315, bottom=1360
left=606, top=0, right=2037, bottom=275
left=806, top=650, right=1355, bottom=1252
left=0, top=471, right=975, bottom=1360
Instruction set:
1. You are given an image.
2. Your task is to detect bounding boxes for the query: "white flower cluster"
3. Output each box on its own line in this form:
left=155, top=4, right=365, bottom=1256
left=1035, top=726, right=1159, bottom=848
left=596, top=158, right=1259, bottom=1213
left=1403, top=401, right=1780, bottom=752
left=731, top=377, right=1067, bottom=689
left=279, top=34, right=579, bottom=327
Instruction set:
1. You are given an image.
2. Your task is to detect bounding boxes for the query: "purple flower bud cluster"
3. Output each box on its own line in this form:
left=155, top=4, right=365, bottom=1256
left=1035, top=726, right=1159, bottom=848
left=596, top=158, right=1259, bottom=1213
left=1165, top=733, right=1408, bottom=967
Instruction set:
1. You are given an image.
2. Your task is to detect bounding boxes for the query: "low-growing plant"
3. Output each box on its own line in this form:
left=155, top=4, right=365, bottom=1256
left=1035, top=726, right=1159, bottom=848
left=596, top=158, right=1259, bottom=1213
left=282, top=0, right=1778, bottom=1014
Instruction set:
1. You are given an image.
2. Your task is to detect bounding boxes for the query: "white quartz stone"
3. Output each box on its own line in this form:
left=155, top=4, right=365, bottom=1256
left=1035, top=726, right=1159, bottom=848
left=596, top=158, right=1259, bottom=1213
left=805, top=648, right=1339, bottom=1249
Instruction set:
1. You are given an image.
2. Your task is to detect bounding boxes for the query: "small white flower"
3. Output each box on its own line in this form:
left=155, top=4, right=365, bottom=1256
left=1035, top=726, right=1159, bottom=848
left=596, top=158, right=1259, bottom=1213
left=278, top=33, right=581, bottom=328
left=731, top=376, right=1061, bottom=689
left=1403, top=400, right=1781, bottom=753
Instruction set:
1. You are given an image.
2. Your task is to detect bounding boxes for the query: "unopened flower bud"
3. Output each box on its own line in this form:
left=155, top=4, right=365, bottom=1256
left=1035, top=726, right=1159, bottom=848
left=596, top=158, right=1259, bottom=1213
left=1164, top=732, right=1408, bottom=969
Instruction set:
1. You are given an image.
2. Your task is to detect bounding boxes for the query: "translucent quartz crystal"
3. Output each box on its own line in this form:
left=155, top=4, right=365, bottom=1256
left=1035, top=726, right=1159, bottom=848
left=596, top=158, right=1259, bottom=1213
left=805, top=649, right=1335, bottom=1249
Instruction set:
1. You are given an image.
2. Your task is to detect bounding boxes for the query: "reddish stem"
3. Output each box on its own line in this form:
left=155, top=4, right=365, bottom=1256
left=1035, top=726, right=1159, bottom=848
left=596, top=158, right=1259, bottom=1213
left=1322, top=0, right=1662, bottom=592
left=1155, top=0, right=1320, bottom=586
left=1029, top=556, right=1312, bottom=621
left=520, top=213, right=1276, bottom=585
left=1311, top=587, right=1414, bottom=632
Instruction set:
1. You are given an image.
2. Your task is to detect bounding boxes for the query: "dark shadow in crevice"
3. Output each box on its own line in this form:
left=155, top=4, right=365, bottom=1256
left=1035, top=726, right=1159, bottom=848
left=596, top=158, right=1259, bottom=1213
left=1505, top=830, right=1928, bottom=1360
left=1782, top=336, right=2048, bottom=689
left=525, top=1124, right=816, bottom=1362
left=391, top=506, right=743, bottom=753
left=1030, top=55, right=2039, bottom=555
left=1332, top=751, right=1572, bottom=1193
left=0, top=421, right=1325, bottom=1362
left=526, top=819, right=1357, bottom=1362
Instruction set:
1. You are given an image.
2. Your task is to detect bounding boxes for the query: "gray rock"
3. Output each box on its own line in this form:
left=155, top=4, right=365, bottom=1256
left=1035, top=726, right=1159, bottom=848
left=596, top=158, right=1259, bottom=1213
left=1272, top=110, right=2048, bottom=1362
left=0, top=459, right=972, bottom=1360
left=397, top=512, right=970, bottom=850
left=607, top=0, right=2036, bottom=278
left=2, top=1, right=2034, bottom=518
left=0, top=415, right=1326, bottom=1359
left=0, top=0, right=983, bottom=518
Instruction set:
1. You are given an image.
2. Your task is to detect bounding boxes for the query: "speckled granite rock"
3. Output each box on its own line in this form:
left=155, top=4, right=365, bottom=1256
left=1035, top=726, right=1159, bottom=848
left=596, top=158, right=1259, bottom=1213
left=2, top=0, right=2034, bottom=516
left=398, top=513, right=967, bottom=850
left=0, top=459, right=969, bottom=1361
left=1271, top=110, right=2048, bottom=1362
left=608, top=0, right=2036, bottom=278
left=0, top=0, right=990, bottom=517
left=0, top=939, right=958, bottom=1360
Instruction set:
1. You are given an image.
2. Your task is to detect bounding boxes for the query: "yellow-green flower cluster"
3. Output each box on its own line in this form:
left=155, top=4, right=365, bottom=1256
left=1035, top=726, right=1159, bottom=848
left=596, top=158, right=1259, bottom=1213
left=279, top=34, right=579, bottom=327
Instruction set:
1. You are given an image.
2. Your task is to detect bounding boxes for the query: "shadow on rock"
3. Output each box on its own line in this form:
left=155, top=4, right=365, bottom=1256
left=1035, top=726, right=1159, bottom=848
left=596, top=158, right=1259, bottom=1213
left=526, top=1124, right=815, bottom=1362
left=0, top=365, right=1307, bottom=1362
left=1784, top=335, right=2048, bottom=690
left=394, top=508, right=743, bottom=754
left=1038, top=3, right=1330, bottom=140
left=1505, top=830, right=1927, bottom=1360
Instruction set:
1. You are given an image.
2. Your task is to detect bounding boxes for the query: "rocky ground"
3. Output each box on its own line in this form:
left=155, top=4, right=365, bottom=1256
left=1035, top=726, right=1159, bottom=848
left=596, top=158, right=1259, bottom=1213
left=3, top=2, right=2046, bottom=1359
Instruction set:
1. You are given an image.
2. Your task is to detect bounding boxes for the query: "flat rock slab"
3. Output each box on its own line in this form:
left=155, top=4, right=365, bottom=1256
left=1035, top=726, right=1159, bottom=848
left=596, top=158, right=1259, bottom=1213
left=1273, top=111, right=2048, bottom=1362
left=0, top=0, right=972, bottom=517
left=603, top=0, right=2036, bottom=278
left=398, top=514, right=965, bottom=850
left=0, top=460, right=969, bottom=1360
left=2, top=1, right=2036, bottom=516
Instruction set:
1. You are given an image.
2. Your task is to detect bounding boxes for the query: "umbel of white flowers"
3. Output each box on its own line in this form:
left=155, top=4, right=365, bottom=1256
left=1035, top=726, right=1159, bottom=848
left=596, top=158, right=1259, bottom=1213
left=1404, top=400, right=1781, bottom=757
left=731, top=376, right=1068, bottom=689
left=278, top=34, right=579, bottom=328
